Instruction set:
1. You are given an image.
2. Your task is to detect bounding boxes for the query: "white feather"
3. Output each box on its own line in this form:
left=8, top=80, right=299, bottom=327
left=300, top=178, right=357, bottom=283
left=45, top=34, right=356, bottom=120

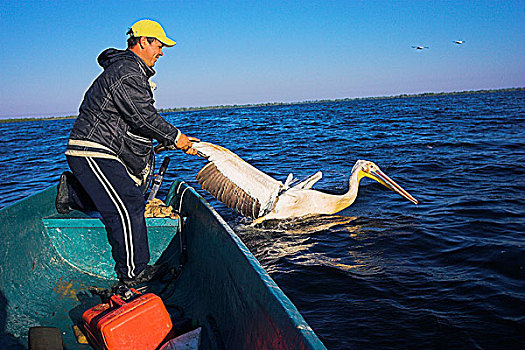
left=193, top=142, right=283, bottom=215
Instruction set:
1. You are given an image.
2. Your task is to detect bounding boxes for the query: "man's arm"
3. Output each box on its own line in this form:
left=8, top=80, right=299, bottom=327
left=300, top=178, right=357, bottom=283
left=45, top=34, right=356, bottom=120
left=112, top=73, right=180, bottom=146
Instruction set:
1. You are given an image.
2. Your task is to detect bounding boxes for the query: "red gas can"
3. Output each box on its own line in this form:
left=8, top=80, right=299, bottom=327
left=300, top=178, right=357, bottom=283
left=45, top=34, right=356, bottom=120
left=82, top=289, right=173, bottom=350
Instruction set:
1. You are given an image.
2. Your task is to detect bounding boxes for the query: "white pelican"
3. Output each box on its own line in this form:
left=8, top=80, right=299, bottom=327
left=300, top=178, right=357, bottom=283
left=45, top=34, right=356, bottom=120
left=192, top=142, right=418, bottom=224
left=412, top=46, right=429, bottom=50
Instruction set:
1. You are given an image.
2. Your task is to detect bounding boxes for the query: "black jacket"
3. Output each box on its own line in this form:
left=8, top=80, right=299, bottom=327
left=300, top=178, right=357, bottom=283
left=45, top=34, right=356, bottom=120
left=66, top=48, right=180, bottom=181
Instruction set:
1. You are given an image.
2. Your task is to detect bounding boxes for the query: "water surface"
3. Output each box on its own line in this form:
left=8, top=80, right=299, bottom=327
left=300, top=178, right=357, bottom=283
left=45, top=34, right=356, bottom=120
left=1, top=91, right=524, bottom=349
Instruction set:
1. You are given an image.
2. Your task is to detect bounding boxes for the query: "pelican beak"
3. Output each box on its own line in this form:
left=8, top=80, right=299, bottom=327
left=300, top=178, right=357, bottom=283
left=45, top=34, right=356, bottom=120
left=363, top=168, right=418, bottom=205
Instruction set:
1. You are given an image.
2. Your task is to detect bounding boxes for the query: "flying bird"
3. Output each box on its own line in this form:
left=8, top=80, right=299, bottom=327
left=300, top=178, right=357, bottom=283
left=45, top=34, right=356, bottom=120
left=453, top=40, right=466, bottom=44
left=192, top=142, right=418, bottom=224
left=412, top=46, right=429, bottom=50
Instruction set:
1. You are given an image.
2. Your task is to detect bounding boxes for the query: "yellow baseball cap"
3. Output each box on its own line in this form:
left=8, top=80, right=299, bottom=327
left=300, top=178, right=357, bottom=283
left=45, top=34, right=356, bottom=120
left=128, top=19, right=176, bottom=47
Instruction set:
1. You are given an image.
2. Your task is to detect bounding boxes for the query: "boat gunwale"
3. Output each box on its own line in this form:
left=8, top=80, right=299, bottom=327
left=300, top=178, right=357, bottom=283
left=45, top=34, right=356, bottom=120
left=166, top=180, right=326, bottom=349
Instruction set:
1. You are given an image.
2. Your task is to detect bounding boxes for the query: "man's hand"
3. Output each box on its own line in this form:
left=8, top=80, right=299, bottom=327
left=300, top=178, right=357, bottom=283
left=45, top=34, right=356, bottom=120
left=176, top=133, right=200, bottom=155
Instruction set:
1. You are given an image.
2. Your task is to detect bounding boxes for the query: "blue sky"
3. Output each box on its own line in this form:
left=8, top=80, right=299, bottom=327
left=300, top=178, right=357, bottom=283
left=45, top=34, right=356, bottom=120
left=1, top=0, right=524, bottom=118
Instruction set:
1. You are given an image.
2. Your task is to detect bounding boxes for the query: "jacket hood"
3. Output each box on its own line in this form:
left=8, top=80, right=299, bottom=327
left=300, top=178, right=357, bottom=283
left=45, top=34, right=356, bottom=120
left=97, top=48, right=155, bottom=77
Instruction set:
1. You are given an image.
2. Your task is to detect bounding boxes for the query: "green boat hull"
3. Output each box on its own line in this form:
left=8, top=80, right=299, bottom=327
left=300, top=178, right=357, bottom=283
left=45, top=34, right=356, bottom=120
left=0, top=180, right=325, bottom=349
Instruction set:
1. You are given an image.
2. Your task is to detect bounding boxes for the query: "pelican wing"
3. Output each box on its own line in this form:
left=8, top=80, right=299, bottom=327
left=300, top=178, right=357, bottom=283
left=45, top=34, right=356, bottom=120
left=193, top=142, right=283, bottom=218
left=292, top=171, right=322, bottom=189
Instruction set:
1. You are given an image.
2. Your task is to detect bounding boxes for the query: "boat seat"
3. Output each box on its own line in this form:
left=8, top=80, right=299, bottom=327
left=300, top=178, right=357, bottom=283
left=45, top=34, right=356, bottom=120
left=42, top=210, right=180, bottom=279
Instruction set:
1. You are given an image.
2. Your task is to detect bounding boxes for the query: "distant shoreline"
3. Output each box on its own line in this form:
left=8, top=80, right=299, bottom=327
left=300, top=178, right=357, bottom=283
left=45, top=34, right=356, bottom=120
left=1, top=87, right=523, bottom=124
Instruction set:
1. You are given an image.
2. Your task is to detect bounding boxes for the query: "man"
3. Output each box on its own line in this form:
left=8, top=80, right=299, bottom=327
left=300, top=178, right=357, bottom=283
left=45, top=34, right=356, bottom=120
left=56, top=19, right=198, bottom=286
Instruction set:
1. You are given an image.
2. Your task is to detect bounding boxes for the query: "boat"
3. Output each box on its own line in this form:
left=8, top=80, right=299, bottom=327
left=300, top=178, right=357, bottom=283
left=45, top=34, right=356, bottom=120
left=0, top=179, right=326, bottom=349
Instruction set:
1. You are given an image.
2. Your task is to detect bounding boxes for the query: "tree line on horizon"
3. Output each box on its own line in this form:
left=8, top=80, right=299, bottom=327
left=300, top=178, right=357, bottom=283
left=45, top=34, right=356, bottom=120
left=2, top=87, right=523, bottom=124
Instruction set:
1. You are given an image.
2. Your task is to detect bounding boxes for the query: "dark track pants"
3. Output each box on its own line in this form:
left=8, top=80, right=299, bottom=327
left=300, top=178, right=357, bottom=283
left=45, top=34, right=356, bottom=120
left=66, top=155, right=149, bottom=279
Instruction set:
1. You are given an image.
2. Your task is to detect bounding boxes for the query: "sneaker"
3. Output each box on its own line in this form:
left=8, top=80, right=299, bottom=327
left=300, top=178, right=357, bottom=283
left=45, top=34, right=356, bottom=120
left=55, top=171, right=72, bottom=214
left=119, top=264, right=169, bottom=287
